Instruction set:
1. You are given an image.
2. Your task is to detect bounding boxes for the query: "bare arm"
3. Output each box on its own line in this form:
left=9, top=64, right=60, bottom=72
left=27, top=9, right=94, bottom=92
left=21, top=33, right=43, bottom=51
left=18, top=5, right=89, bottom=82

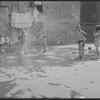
left=23, top=31, right=28, bottom=36
left=94, top=29, right=95, bottom=35
left=80, top=30, right=87, bottom=35
left=94, top=30, right=100, bottom=37
left=94, top=29, right=96, bottom=37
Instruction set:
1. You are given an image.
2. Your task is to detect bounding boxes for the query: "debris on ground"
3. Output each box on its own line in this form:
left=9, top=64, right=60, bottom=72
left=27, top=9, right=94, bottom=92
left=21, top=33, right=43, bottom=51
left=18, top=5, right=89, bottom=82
left=70, top=90, right=85, bottom=98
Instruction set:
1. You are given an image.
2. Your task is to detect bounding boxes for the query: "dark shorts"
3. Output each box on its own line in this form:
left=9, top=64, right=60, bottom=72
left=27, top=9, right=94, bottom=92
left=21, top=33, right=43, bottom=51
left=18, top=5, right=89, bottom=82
left=0, top=44, right=3, bottom=47
left=78, top=40, right=85, bottom=47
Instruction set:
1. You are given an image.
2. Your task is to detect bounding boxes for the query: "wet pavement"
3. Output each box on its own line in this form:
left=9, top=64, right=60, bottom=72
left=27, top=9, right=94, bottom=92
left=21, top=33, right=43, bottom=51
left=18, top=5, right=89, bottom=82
left=0, top=44, right=100, bottom=98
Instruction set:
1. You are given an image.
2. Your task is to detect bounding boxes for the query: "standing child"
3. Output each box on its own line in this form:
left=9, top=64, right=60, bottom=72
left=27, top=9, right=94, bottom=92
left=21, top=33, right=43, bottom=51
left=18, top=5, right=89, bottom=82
left=0, top=36, right=5, bottom=47
left=6, top=35, right=10, bottom=47
left=0, top=36, right=3, bottom=47
left=42, top=35, right=47, bottom=52
left=0, top=36, right=5, bottom=53
left=20, top=30, right=28, bottom=55
left=94, top=25, right=100, bottom=58
left=40, top=31, right=47, bottom=52
left=76, top=25, right=87, bottom=59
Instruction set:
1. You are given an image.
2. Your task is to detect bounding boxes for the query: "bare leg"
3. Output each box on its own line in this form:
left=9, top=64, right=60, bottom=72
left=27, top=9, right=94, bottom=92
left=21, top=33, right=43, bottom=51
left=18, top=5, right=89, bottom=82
left=94, top=39, right=99, bottom=58
left=78, top=42, right=84, bottom=59
left=95, top=44, right=99, bottom=57
left=43, top=41, right=47, bottom=52
left=81, top=42, right=84, bottom=58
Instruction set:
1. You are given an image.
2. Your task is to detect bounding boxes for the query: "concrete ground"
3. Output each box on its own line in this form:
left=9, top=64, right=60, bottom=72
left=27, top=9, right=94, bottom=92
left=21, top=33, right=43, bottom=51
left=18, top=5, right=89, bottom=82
left=0, top=43, right=100, bottom=98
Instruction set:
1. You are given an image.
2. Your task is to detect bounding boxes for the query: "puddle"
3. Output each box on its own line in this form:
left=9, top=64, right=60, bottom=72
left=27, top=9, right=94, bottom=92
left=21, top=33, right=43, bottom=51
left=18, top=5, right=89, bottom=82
left=40, top=95, right=48, bottom=98
left=0, top=80, right=16, bottom=98
left=48, top=83, right=61, bottom=86
left=36, top=60, right=46, bottom=63
left=64, top=85, right=70, bottom=88
left=36, top=74, right=47, bottom=78
left=90, top=81, right=94, bottom=83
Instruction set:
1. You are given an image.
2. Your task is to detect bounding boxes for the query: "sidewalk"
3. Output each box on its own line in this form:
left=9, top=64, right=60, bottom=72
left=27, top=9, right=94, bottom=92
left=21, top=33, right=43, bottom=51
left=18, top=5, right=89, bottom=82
left=55, top=43, right=95, bottom=49
left=0, top=43, right=100, bottom=98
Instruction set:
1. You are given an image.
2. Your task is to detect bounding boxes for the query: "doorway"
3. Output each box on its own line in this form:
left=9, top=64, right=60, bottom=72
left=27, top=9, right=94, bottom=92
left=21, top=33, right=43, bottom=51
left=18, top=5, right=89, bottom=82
left=80, top=1, right=96, bottom=43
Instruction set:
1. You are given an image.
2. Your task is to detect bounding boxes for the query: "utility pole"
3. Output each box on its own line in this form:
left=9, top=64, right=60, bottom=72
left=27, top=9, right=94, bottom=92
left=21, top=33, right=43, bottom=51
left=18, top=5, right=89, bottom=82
left=65, top=22, right=67, bottom=45
left=47, top=22, right=48, bottom=44
left=17, top=1, right=19, bottom=12
left=0, top=1, right=1, bottom=6
left=9, top=1, right=12, bottom=26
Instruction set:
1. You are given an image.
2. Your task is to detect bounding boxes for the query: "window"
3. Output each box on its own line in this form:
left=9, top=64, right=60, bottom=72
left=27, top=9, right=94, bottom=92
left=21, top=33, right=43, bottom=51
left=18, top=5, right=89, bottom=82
left=34, top=1, right=43, bottom=13
left=29, top=1, right=35, bottom=7
left=34, top=1, right=42, bottom=5
left=81, top=1, right=96, bottom=24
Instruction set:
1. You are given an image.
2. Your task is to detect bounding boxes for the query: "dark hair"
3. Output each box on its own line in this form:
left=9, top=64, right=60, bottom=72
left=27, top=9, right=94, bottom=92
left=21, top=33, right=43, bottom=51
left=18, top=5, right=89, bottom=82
left=88, top=47, right=91, bottom=50
left=95, top=25, right=100, bottom=33
left=43, top=36, right=46, bottom=38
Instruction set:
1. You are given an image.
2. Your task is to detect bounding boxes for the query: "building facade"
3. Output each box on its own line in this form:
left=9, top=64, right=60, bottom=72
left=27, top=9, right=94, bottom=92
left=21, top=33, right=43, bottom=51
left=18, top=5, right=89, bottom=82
left=81, top=1, right=100, bottom=43
left=0, top=1, right=80, bottom=45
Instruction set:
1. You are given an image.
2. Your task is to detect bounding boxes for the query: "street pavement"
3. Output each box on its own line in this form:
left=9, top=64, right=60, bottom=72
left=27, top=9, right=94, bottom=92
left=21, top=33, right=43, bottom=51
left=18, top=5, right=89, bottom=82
left=0, top=43, right=100, bottom=98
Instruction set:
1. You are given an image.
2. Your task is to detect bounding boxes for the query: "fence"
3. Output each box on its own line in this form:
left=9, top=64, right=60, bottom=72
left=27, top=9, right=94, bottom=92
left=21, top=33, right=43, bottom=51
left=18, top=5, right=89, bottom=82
left=1, top=21, right=96, bottom=49
left=46, top=22, right=97, bottom=45
left=46, top=21, right=78, bottom=45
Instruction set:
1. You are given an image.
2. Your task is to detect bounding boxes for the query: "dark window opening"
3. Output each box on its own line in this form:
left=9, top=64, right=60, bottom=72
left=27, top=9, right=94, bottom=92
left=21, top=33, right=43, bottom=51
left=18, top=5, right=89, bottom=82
left=35, top=5, right=43, bottom=13
left=29, top=1, right=35, bottom=8
left=80, top=1, right=96, bottom=25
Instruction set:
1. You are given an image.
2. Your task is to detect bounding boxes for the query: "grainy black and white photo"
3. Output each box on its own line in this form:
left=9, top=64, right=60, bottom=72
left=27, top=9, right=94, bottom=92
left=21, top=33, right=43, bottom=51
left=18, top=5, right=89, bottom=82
left=0, top=0, right=100, bottom=98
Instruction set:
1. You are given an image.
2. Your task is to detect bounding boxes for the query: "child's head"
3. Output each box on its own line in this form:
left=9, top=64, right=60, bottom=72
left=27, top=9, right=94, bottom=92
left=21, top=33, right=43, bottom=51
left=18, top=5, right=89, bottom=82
left=95, top=25, right=100, bottom=33
left=76, top=24, right=81, bottom=31
left=40, top=31, right=43, bottom=35
left=88, top=47, right=91, bottom=50
left=43, top=36, right=46, bottom=38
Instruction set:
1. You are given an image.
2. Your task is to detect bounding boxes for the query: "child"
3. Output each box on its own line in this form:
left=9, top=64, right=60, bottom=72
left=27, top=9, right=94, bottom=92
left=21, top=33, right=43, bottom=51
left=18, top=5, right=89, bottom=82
left=0, top=36, right=5, bottom=47
left=5, top=35, right=10, bottom=47
left=42, top=35, right=47, bottom=52
left=40, top=32, right=47, bottom=52
left=0, top=36, right=5, bottom=53
left=94, top=25, right=100, bottom=58
left=19, top=30, right=28, bottom=55
left=88, top=47, right=92, bottom=58
left=76, top=25, right=87, bottom=59
left=0, top=36, right=2, bottom=47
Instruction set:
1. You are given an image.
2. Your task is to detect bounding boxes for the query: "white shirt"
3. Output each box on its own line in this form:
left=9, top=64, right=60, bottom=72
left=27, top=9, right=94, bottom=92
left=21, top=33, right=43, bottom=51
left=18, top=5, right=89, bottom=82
left=0, top=37, right=5, bottom=44
left=77, top=30, right=87, bottom=41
